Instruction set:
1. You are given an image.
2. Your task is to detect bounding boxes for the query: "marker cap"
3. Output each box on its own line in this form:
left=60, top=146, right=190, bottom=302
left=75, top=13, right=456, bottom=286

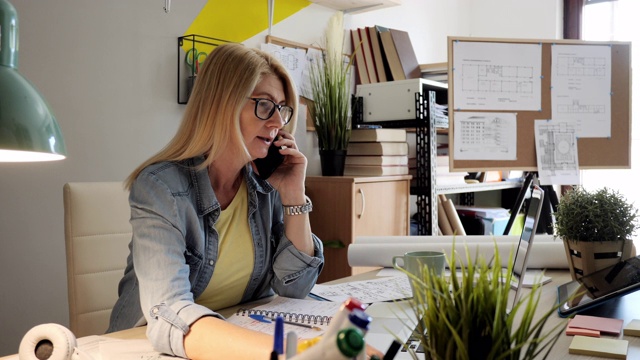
left=336, top=328, right=365, bottom=357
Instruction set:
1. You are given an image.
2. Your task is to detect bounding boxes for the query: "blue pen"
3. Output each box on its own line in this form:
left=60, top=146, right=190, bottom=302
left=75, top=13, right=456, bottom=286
left=274, top=315, right=284, bottom=355
left=250, top=314, right=272, bottom=323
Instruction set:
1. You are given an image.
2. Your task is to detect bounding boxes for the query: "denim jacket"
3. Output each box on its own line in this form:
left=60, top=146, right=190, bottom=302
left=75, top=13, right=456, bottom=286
left=107, top=156, right=324, bottom=357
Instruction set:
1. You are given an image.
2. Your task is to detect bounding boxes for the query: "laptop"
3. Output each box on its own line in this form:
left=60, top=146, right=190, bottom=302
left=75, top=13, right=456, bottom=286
left=364, top=184, right=545, bottom=358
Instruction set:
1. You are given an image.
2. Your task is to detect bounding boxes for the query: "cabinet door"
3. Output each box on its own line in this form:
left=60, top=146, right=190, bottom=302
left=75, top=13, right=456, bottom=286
left=353, top=180, right=410, bottom=237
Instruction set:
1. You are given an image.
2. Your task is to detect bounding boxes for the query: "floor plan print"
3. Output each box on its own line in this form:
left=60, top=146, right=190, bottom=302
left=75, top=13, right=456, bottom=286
left=452, top=41, right=541, bottom=111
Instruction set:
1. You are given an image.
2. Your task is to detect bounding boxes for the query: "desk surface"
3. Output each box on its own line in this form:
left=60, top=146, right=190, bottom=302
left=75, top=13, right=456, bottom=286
left=344, top=269, right=640, bottom=360
left=3, top=270, right=639, bottom=360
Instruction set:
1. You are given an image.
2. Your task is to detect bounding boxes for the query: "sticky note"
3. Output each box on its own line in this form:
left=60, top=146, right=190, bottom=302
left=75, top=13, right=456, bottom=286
left=566, top=324, right=600, bottom=337
left=569, top=335, right=628, bottom=359
left=566, top=318, right=601, bottom=337
left=570, top=315, right=624, bottom=335
left=623, top=319, right=640, bottom=337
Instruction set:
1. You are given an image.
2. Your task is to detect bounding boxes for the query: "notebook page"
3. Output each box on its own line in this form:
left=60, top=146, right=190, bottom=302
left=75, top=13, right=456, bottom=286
left=226, top=296, right=342, bottom=339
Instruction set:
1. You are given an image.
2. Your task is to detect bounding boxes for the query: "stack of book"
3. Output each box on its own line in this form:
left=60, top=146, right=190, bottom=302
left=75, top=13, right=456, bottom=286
left=345, top=128, right=409, bottom=176
left=420, top=62, right=448, bottom=84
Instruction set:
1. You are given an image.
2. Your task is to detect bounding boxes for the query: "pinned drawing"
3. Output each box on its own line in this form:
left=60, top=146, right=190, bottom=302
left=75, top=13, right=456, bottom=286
left=534, top=119, right=580, bottom=185
left=453, top=112, right=517, bottom=161
left=551, top=44, right=612, bottom=138
left=452, top=41, right=542, bottom=111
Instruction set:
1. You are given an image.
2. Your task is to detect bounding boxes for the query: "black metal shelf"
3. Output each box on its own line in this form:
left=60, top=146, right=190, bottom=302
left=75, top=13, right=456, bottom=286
left=177, top=34, right=232, bottom=104
left=352, top=80, right=517, bottom=235
left=353, top=87, right=441, bottom=235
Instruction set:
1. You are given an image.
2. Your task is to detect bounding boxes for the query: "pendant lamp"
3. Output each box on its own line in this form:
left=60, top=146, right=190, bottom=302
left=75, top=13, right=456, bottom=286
left=0, top=0, right=66, bottom=162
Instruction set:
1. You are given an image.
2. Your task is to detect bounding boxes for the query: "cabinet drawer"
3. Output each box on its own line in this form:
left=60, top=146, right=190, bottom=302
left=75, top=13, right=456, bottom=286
left=353, top=181, right=410, bottom=236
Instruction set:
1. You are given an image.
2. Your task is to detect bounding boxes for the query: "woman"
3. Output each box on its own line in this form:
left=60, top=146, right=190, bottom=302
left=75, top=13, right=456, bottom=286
left=107, top=43, right=324, bottom=359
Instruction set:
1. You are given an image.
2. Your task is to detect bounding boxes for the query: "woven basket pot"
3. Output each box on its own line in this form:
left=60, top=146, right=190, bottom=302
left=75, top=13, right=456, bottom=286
left=563, top=239, right=636, bottom=281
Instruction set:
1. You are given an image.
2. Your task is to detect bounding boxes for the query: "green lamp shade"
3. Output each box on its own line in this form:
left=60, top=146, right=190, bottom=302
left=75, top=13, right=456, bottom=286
left=0, top=0, right=66, bottom=162
left=0, top=66, right=66, bottom=161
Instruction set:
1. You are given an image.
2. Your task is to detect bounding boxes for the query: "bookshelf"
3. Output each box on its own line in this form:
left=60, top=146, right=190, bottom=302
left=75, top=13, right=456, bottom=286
left=354, top=79, right=523, bottom=235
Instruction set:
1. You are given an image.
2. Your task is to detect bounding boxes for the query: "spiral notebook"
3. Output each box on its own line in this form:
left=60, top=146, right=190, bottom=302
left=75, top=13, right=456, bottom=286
left=226, top=296, right=342, bottom=339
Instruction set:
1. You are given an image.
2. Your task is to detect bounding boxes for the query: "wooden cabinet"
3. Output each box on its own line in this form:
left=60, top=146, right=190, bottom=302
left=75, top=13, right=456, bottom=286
left=305, top=175, right=411, bottom=283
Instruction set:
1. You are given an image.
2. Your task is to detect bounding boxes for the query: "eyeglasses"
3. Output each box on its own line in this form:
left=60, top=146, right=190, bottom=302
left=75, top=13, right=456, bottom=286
left=248, top=98, right=293, bottom=125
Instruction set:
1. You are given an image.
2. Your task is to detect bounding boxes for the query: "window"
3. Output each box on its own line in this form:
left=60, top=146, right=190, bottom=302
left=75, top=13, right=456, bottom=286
left=580, top=0, right=640, bottom=213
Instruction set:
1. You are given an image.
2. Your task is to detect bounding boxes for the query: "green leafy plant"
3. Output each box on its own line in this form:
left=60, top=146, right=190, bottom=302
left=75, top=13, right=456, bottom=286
left=402, top=244, right=564, bottom=360
left=555, top=186, right=638, bottom=243
left=306, top=12, right=352, bottom=151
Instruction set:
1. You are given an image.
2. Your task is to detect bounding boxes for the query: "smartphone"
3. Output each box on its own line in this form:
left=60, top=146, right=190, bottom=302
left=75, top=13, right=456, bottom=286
left=254, top=143, right=284, bottom=180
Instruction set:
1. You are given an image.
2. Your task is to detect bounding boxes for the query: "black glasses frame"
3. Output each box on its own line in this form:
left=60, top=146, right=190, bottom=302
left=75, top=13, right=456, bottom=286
left=248, top=98, right=293, bottom=125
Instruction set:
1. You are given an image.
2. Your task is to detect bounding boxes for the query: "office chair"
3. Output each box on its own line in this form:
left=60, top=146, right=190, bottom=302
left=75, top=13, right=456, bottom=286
left=63, top=182, right=131, bottom=337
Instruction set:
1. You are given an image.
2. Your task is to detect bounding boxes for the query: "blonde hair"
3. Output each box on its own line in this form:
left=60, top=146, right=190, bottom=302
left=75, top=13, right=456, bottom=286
left=125, top=43, right=298, bottom=189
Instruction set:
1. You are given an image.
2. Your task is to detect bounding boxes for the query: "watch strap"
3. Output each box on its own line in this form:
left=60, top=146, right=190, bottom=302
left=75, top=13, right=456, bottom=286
left=283, top=196, right=313, bottom=215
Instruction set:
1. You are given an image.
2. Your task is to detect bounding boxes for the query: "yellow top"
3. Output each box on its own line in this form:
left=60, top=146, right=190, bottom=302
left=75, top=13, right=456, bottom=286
left=196, top=180, right=254, bottom=310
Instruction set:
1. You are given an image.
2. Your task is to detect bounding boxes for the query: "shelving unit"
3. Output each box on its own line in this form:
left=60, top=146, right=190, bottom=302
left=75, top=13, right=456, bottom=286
left=354, top=80, right=522, bottom=235
left=437, top=181, right=523, bottom=195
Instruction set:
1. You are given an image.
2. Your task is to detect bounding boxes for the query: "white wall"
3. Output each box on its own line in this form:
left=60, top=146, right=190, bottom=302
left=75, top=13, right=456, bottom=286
left=0, top=0, right=561, bottom=355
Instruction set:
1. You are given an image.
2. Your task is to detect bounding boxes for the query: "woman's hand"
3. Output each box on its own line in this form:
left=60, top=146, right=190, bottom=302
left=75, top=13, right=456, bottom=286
left=266, top=130, right=307, bottom=204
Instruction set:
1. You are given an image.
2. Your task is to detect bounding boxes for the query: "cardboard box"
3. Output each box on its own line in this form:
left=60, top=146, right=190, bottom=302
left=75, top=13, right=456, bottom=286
left=356, top=78, right=447, bottom=122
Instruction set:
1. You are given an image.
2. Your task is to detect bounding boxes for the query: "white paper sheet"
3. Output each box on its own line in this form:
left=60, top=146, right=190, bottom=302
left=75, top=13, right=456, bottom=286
left=452, top=41, right=542, bottom=111
left=453, top=112, right=517, bottom=160
left=534, top=119, right=580, bottom=185
left=551, top=44, right=612, bottom=138
left=260, top=43, right=308, bottom=96
left=311, top=275, right=412, bottom=303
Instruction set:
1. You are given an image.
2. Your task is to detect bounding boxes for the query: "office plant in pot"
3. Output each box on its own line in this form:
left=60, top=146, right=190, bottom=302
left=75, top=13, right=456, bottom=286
left=402, top=244, right=564, bottom=360
left=307, top=12, right=352, bottom=176
left=555, top=186, right=638, bottom=281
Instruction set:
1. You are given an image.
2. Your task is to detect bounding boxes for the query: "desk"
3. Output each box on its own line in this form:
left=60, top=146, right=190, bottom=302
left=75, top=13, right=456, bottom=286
left=3, top=270, right=640, bottom=360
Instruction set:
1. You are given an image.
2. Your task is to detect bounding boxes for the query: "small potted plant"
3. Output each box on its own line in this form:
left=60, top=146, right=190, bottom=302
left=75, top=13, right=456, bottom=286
left=306, top=11, right=352, bottom=176
left=555, top=186, right=638, bottom=281
left=403, top=244, right=564, bottom=360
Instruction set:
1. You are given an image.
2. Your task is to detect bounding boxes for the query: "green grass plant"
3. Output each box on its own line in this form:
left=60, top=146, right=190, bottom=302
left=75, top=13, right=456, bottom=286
left=306, top=12, right=352, bottom=151
left=401, top=243, right=565, bottom=360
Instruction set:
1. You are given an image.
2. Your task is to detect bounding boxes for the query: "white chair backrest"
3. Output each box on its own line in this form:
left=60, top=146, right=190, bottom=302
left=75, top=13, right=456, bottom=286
left=63, top=182, right=131, bottom=337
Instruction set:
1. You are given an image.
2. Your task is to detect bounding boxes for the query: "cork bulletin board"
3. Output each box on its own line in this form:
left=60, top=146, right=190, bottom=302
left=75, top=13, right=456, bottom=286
left=447, top=37, right=631, bottom=172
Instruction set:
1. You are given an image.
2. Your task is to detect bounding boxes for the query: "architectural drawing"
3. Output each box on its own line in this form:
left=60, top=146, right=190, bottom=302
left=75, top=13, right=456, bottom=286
left=556, top=55, right=607, bottom=77
left=452, top=41, right=542, bottom=111
left=461, top=64, right=534, bottom=94
left=453, top=112, right=517, bottom=161
left=536, top=121, right=578, bottom=171
left=551, top=45, right=611, bottom=138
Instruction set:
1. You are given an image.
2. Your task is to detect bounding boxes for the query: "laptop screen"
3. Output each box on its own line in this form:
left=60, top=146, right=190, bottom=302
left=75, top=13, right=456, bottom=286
left=510, top=184, right=545, bottom=307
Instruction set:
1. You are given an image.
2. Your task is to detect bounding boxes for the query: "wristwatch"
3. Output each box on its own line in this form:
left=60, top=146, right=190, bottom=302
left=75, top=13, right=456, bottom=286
left=283, top=196, right=313, bottom=215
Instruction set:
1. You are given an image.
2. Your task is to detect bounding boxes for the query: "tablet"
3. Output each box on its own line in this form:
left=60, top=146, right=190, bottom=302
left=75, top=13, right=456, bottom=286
left=557, top=255, right=640, bottom=317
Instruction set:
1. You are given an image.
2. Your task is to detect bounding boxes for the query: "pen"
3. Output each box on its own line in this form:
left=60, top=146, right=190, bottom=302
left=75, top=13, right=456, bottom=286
left=250, top=314, right=322, bottom=331
left=285, top=330, right=297, bottom=359
left=272, top=316, right=284, bottom=358
left=275, top=318, right=322, bottom=331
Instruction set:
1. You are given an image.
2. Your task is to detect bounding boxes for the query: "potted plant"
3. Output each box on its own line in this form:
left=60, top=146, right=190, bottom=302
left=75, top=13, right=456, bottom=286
left=306, top=11, right=352, bottom=176
left=402, top=244, right=564, bottom=360
left=555, top=186, right=638, bottom=281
